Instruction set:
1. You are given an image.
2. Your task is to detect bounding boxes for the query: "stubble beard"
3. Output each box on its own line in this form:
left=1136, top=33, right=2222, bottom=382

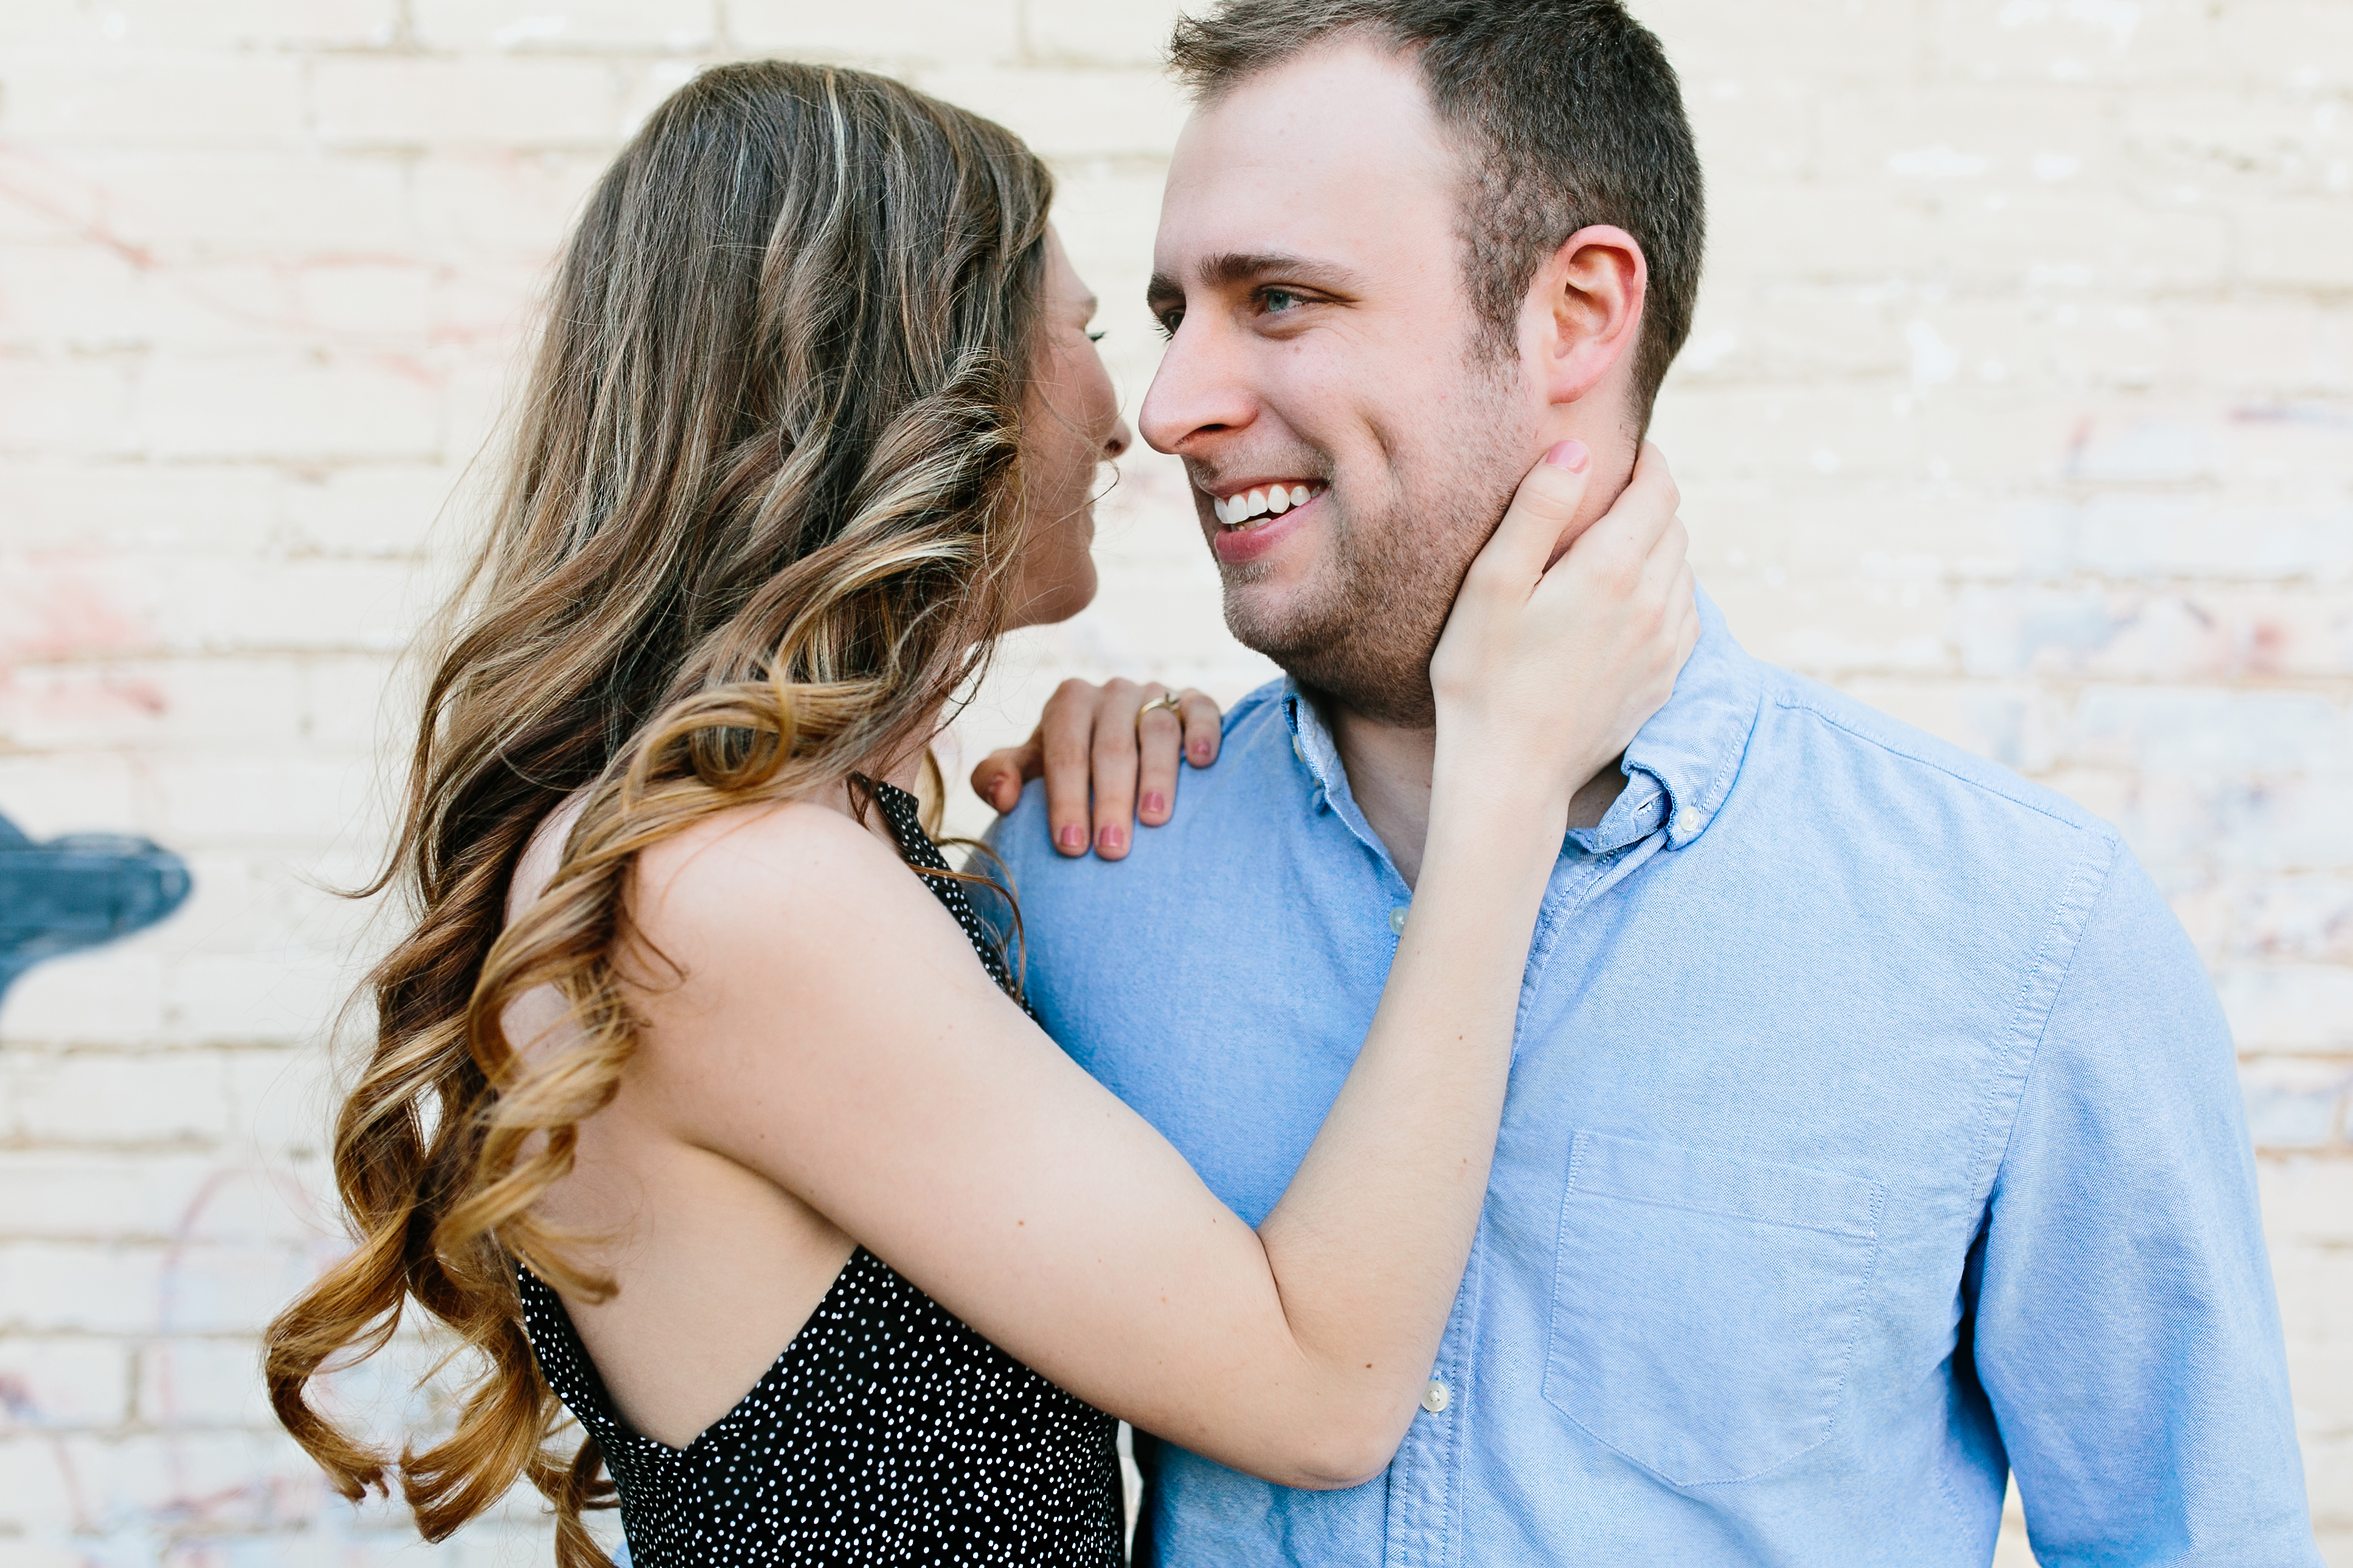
left=1219, top=371, right=1531, bottom=729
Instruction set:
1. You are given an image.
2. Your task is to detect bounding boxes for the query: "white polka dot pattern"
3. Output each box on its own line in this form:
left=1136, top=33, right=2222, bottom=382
left=516, top=783, right=1121, bottom=1566
left=868, top=782, right=1027, bottom=1004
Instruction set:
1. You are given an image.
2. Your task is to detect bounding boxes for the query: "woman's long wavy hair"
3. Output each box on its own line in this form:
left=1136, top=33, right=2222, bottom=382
left=261, top=61, right=1053, bottom=1567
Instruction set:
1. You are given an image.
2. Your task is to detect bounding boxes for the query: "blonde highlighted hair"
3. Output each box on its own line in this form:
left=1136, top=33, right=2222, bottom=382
left=262, top=61, right=1053, bottom=1566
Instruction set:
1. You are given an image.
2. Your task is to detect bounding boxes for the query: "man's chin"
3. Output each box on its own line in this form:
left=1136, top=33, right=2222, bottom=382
left=1219, top=576, right=1319, bottom=658
left=1222, top=591, right=1432, bottom=727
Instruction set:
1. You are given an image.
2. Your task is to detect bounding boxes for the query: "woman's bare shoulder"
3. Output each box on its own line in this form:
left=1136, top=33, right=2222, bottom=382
left=618, top=796, right=1031, bottom=1130
left=628, top=797, right=979, bottom=983
left=508, top=793, right=886, bottom=927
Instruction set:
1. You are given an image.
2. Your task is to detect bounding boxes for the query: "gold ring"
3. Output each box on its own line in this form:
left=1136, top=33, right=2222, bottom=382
left=1137, top=691, right=1182, bottom=722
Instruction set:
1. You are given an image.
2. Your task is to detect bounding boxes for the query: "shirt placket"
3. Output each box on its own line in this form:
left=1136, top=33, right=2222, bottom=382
left=1379, top=846, right=1612, bottom=1568
left=1281, top=683, right=1685, bottom=1567
left=1381, top=1234, right=1482, bottom=1568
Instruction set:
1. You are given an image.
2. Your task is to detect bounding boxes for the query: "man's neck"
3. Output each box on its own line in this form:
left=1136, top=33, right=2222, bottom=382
left=1326, top=697, right=1628, bottom=889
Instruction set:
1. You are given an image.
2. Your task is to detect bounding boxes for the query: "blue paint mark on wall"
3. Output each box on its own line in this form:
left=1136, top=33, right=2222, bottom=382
left=0, top=812, right=191, bottom=1007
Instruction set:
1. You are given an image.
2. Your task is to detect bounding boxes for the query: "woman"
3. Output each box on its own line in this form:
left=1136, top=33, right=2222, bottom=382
left=264, top=61, right=1696, bottom=1567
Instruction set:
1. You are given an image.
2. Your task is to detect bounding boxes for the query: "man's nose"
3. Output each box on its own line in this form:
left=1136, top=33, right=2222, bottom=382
left=1138, top=320, right=1255, bottom=457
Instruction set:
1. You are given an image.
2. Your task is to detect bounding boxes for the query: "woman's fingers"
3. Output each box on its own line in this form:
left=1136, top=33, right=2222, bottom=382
left=1466, top=438, right=1597, bottom=597
left=1568, top=460, right=1695, bottom=738
left=1138, top=688, right=1222, bottom=824
left=1540, top=439, right=1669, bottom=571
left=1071, top=679, right=1157, bottom=860
left=1530, top=444, right=1683, bottom=623
left=1428, top=435, right=1699, bottom=801
left=1527, top=440, right=1680, bottom=606
left=1088, top=682, right=1153, bottom=856
left=1433, top=440, right=1599, bottom=717
left=970, top=730, right=1044, bottom=815
left=1040, top=679, right=1104, bottom=855
left=1589, top=440, right=1682, bottom=561
left=1177, top=689, right=1222, bottom=771
left=1671, top=560, right=1700, bottom=663
left=971, top=679, right=1227, bottom=851
left=1135, top=689, right=1185, bottom=827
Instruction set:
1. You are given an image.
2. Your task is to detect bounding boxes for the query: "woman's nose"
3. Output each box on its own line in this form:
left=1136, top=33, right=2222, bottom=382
left=1104, top=416, right=1134, bottom=461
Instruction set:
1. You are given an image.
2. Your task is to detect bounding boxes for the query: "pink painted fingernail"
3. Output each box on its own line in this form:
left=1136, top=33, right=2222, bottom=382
left=1097, top=824, right=1125, bottom=852
left=1057, top=824, right=1085, bottom=851
left=1191, top=742, right=1211, bottom=763
left=1545, top=438, right=1590, bottom=472
left=1142, top=791, right=1167, bottom=815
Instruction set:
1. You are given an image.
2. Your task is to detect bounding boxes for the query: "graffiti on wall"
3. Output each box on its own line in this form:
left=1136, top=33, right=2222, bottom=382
left=0, top=813, right=190, bottom=1006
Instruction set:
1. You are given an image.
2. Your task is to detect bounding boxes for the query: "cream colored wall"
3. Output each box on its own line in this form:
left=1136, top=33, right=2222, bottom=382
left=0, top=1, right=2343, bottom=1561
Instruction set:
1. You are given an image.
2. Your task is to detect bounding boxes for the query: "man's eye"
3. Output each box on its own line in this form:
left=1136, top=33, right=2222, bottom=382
left=1155, top=310, right=1184, bottom=340
left=1261, top=289, right=1302, bottom=314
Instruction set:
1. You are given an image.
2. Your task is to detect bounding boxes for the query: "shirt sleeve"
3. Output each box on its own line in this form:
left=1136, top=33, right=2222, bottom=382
left=1971, top=843, right=2321, bottom=1566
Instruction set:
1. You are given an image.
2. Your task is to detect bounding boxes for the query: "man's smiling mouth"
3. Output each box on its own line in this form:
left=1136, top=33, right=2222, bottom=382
left=1211, top=482, right=1328, bottom=531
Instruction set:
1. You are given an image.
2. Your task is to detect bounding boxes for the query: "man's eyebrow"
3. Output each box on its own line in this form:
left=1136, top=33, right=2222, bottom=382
left=1145, top=252, right=1368, bottom=309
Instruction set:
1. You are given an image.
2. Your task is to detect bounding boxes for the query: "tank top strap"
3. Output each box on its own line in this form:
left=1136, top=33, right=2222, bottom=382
left=867, top=779, right=1026, bottom=1008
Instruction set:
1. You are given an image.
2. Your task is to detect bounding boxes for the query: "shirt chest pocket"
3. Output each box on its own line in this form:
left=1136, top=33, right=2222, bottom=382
left=1544, top=1131, right=1885, bottom=1487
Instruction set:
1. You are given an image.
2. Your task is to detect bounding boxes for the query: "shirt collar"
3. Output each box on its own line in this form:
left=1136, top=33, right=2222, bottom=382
left=1278, top=585, right=1760, bottom=860
left=1597, top=585, right=1759, bottom=854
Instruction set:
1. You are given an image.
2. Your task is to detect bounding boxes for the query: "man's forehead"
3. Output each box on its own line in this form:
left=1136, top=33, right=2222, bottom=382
left=1153, top=39, right=1457, bottom=277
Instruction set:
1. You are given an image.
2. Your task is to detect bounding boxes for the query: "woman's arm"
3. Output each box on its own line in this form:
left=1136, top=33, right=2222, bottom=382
left=627, top=443, right=1694, bottom=1488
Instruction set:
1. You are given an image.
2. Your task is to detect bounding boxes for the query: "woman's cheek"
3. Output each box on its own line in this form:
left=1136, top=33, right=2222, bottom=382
left=1042, top=514, right=1099, bottom=622
left=1061, top=549, right=1100, bottom=618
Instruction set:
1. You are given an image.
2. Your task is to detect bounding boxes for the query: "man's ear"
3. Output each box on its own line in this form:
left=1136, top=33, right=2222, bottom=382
left=1525, top=225, right=1646, bottom=407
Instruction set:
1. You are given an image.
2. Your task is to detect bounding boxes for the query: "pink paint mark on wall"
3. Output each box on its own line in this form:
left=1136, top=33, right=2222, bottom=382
left=0, top=671, right=172, bottom=733
left=2239, top=618, right=2290, bottom=677
left=0, top=561, right=170, bottom=728
left=2061, top=413, right=2095, bottom=480
left=0, top=150, right=159, bottom=272
left=139, top=1166, right=331, bottom=1542
left=0, top=1372, right=98, bottom=1533
left=1, top=562, right=153, bottom=664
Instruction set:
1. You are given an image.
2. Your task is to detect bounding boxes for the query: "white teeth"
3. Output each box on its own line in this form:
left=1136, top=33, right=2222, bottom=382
left=1210, top=483, right=1325, bottom=528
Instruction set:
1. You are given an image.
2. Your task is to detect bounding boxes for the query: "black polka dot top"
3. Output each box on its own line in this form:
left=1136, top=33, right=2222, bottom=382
left=516, top=782, right=1123, bottom=1567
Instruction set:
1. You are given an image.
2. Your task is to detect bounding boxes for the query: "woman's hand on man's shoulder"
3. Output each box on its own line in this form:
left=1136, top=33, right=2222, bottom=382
left=968, top=679, right=1223, bottom=860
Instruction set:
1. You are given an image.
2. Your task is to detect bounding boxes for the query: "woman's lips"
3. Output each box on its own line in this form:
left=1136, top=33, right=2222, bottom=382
left=1210, top=487, right=1321, bottom=566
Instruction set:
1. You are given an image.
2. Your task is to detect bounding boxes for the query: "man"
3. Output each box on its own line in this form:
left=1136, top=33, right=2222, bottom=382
left=979, top=2, right=2320, bottom=1562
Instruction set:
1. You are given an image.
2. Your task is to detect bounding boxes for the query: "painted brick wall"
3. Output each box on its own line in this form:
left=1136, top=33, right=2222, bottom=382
left=0, top=2, right=2343, bottom=1563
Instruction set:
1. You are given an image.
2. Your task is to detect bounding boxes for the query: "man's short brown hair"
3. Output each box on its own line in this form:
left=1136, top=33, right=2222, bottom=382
left=1168, top=0, right=1705, bottom=429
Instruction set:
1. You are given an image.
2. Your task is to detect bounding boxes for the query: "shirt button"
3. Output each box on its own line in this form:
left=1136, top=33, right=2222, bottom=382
left=1421, top=1380, right=1450, bottom=1414
left=1388, top=905, right=1410, bottom=935
left=1292, top=737, right=1306, bottom=764
left=1676, top=809, right=1703, bottom=837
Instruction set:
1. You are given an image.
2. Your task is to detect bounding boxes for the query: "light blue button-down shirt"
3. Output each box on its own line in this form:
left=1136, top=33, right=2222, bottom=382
left=989, top=592, right=2318, bottom=1567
